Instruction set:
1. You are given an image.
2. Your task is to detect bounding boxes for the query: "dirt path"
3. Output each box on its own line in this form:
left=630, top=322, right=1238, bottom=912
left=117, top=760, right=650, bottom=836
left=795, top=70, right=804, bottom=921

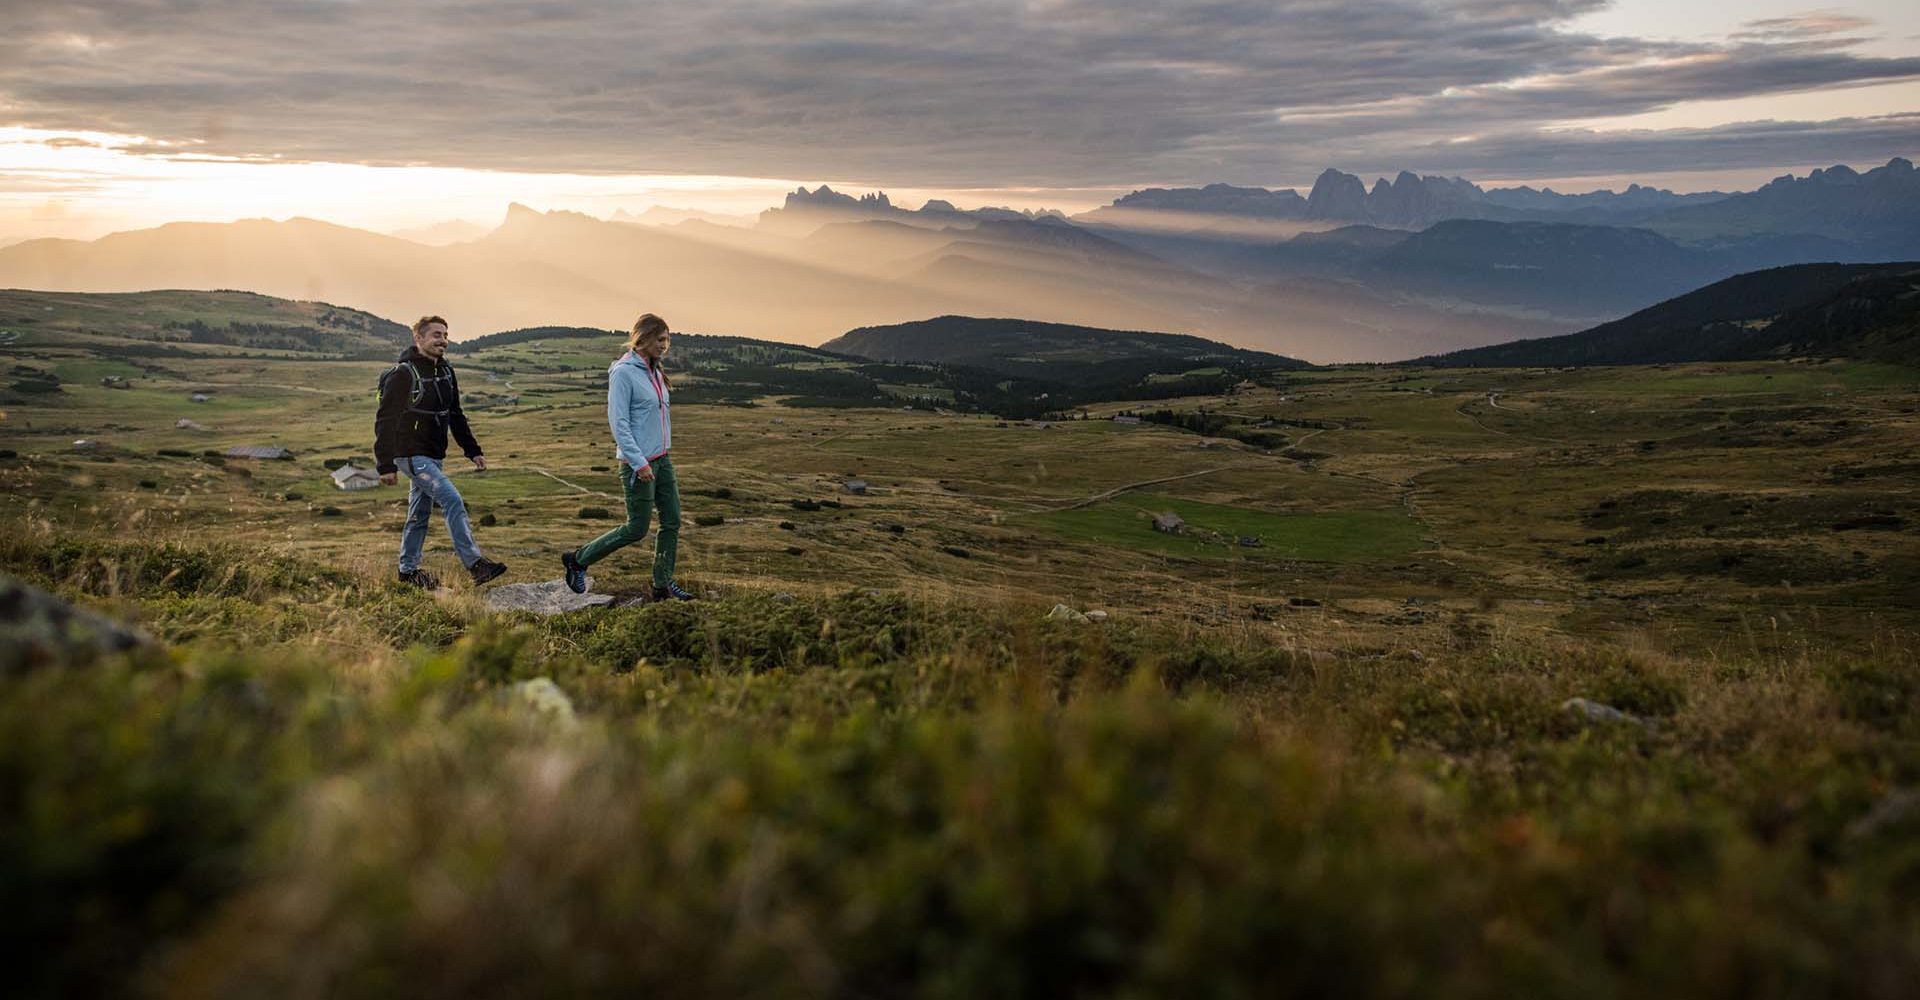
left=527, top=467, right=618, bottom=499
left=1049, top=466, right=1237, bottom=512
left=1455, top=399, right=1513, bottom=436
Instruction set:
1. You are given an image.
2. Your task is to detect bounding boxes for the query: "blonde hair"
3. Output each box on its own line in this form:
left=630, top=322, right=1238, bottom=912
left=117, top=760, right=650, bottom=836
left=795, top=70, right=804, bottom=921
left=628, top=313, right=668, bottom=353
left=627, top=313, right=670, bottom=385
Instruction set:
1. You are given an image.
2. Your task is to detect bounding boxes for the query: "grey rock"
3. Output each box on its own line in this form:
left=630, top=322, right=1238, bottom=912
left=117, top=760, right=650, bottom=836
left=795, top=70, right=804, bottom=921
left=1045, top=603, right=1089, bottom=623
left=485, top=579, right=615, bottom=616
left=1084, top=609, right=1109, bottom=623
left=1561, top=697, right=1644, bottom=726
left=772, top=593, right=796, bottom=604
left=1, top=572, right=154, bottom=674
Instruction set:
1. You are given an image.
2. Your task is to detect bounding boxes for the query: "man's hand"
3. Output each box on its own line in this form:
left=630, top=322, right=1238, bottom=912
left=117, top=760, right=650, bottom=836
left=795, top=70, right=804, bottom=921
left=472, top=455, right=489, bottom=472
left=635, top=464, right=655, bottom=482
left=380, top=472, right=397, bottom=487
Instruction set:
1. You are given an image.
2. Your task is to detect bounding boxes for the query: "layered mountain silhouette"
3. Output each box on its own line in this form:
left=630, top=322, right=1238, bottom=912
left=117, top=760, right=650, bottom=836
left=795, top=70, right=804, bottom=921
left=1084, top=168, right=1731, bottom=231
left=1650, top=158, right=1920, bottom=252
left=0, top=158, right=1913, bottom=364
left=1418, top=262, right=1920, bottom=367
left=758, top=185, right=1066, bottom=236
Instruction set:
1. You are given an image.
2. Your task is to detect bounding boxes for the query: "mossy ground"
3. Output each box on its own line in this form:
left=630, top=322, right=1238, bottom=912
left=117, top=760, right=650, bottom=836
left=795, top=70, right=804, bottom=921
left=2, top=333, right=1918, bottom=996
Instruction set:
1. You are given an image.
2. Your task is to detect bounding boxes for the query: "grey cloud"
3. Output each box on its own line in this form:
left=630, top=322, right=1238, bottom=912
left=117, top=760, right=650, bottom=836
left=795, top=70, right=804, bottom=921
left=1375, top=114, right=1920, bottom=179
left=0, top=0, right=1914, bottom=187
left=1735, top=12, right=1876, bottom=41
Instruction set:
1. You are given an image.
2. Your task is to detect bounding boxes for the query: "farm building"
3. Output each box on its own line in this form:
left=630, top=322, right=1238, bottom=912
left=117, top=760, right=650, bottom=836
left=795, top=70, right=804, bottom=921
left=1152, top=512, right=1185, bottom=534
left=190, top=393, right=212, bottom=403
left=1112, top=415, right=1140, bottom=425
left=175, top=419, right=206, bottom=431
left=331, top=465, right=381, bottom=491
left=844, top=479, right=869, bottom=495
left=226, top=445, right=294, bottom=460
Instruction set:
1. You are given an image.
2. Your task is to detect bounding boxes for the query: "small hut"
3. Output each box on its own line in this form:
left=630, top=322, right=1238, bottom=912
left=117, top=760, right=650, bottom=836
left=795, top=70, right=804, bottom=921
left=226, top=445, right=294, bottom=460
left=844, top=479, right=869, bottom=495
left=331, top=465, right=381, bottom=491
left=1151, top=512, right=1185, bottom=534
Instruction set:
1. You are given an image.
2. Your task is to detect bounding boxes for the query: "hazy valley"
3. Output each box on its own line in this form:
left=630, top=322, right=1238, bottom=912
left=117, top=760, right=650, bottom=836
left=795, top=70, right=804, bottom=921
left=5, top=158, right=1916, bottom=364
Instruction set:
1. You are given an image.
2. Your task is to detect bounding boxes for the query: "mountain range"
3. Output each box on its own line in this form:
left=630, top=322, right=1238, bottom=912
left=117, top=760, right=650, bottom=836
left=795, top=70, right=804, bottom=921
left=0, top=157, right=1913, bottom=364
left=1081, top=168, right=1732, bottom=231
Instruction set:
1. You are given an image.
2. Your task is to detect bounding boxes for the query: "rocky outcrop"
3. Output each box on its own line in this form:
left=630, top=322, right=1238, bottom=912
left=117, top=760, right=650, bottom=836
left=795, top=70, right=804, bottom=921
left=485, top=580, right=616, bottom=616
left=1, top=573, right=154, bottom=674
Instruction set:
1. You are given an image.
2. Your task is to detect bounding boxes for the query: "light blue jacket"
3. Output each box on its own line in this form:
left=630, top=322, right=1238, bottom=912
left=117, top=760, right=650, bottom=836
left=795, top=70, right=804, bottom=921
left=608, top=350, right=670, bottom=471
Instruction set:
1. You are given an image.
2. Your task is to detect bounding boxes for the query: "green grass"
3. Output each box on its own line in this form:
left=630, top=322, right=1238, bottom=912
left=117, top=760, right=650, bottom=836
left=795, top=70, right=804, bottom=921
left=1030, top=497, right=1426, bottom=562
left=1625, top=361, right=1919, bottom=395
left=877, top=382, right=955, bottom=401
left=1143, top=366, right=1226, bottom=383
left=3, top=534, right=1917, bottom=998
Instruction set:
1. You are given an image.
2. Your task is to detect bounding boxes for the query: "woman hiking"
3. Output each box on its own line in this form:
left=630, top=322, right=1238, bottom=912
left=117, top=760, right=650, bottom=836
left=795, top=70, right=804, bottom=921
left=561, top=314, right=694, bottom=601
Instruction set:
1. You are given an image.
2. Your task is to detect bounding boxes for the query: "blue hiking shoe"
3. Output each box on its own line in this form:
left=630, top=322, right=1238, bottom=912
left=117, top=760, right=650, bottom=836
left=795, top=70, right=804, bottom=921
left=651, top=580, right=696, bottom=602
left=561, top=550, right=588, bottom=594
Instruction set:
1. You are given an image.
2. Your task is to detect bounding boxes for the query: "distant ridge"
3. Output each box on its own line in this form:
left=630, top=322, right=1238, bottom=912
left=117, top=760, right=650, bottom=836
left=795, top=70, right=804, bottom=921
left=0, top=287, right=406, bottom=356
left=823, top=315, right=1309, bottom=373
left=1086, top=166, right=1734, bottom=229
left=1416, top=263, right=1920, bottom=367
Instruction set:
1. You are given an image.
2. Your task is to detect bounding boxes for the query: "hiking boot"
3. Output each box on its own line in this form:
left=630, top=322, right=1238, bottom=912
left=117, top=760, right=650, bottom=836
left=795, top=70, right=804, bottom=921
left=397, top=568, right=439, bottom=589
left=561, top=550, right=588, bottom=594
left=469, top=557, right=508, bottom=586
left=651, top=580, right=696, bottom=602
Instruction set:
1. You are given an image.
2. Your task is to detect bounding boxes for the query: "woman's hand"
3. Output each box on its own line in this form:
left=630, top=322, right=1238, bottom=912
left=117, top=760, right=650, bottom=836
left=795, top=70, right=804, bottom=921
left=635, top=464, right=655, bottom=482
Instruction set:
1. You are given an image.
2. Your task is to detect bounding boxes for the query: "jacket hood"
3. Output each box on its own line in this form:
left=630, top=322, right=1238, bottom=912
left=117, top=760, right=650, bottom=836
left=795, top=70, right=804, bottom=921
left=610, top=350, right=652, bottom=373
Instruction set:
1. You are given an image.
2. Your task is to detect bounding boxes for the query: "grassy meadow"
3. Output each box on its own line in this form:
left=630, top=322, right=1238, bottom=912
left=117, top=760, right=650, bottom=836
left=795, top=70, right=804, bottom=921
left=3, top=319, right=1919, bottom=997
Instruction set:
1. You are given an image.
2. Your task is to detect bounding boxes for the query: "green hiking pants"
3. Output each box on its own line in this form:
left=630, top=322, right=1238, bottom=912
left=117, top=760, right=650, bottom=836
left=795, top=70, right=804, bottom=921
left=574, top=454, right=679, bottom=587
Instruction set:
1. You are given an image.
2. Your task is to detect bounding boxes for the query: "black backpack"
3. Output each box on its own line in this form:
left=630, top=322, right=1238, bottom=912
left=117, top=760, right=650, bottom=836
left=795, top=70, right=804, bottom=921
left=377, top=358, right=458, bottom=425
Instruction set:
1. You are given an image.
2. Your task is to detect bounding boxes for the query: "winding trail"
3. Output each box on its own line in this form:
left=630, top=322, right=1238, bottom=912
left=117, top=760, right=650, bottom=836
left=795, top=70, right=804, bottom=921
left=1050, top=466, right=1237, bottom=512
left=527, top=466, right=618, bottom=499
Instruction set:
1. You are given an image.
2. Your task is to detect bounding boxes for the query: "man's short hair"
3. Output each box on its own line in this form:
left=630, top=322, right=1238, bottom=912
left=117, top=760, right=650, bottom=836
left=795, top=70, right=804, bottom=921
left=412, top=315, right=449, bottom=337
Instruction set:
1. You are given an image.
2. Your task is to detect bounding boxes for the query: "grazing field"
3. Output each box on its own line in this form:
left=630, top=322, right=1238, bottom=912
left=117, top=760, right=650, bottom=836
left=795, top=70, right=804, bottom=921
left=3, top=324, right=1918, bottom=997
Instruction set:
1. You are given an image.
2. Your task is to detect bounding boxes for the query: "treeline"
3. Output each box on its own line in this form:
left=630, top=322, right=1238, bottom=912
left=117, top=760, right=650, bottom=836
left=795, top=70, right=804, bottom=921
left=1128, top=408, right=1291, bottom=448
left=158, top=319, right=400, bottom=357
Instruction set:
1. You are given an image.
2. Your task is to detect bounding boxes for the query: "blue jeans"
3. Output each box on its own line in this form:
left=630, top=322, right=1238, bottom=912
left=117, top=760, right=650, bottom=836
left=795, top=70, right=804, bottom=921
left=398, top=456, right=481, bottom=572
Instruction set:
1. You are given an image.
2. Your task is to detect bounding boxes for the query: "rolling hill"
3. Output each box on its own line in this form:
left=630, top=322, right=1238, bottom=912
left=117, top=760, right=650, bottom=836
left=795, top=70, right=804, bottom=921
left=1418, top=263, right=1920, bottom=367
left=0, top=287, right=407, bottom=356
left=822, top=314, right=1307, bottom=380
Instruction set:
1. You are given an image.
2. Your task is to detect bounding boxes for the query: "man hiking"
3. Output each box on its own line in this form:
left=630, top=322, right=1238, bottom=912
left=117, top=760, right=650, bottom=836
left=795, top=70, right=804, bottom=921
left=375, top=315, right=507, bottom=588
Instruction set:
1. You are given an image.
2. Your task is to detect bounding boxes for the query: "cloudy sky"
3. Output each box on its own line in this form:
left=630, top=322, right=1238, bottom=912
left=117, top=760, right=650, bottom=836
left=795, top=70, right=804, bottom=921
left=2, top=0, right=1917, bottom=241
